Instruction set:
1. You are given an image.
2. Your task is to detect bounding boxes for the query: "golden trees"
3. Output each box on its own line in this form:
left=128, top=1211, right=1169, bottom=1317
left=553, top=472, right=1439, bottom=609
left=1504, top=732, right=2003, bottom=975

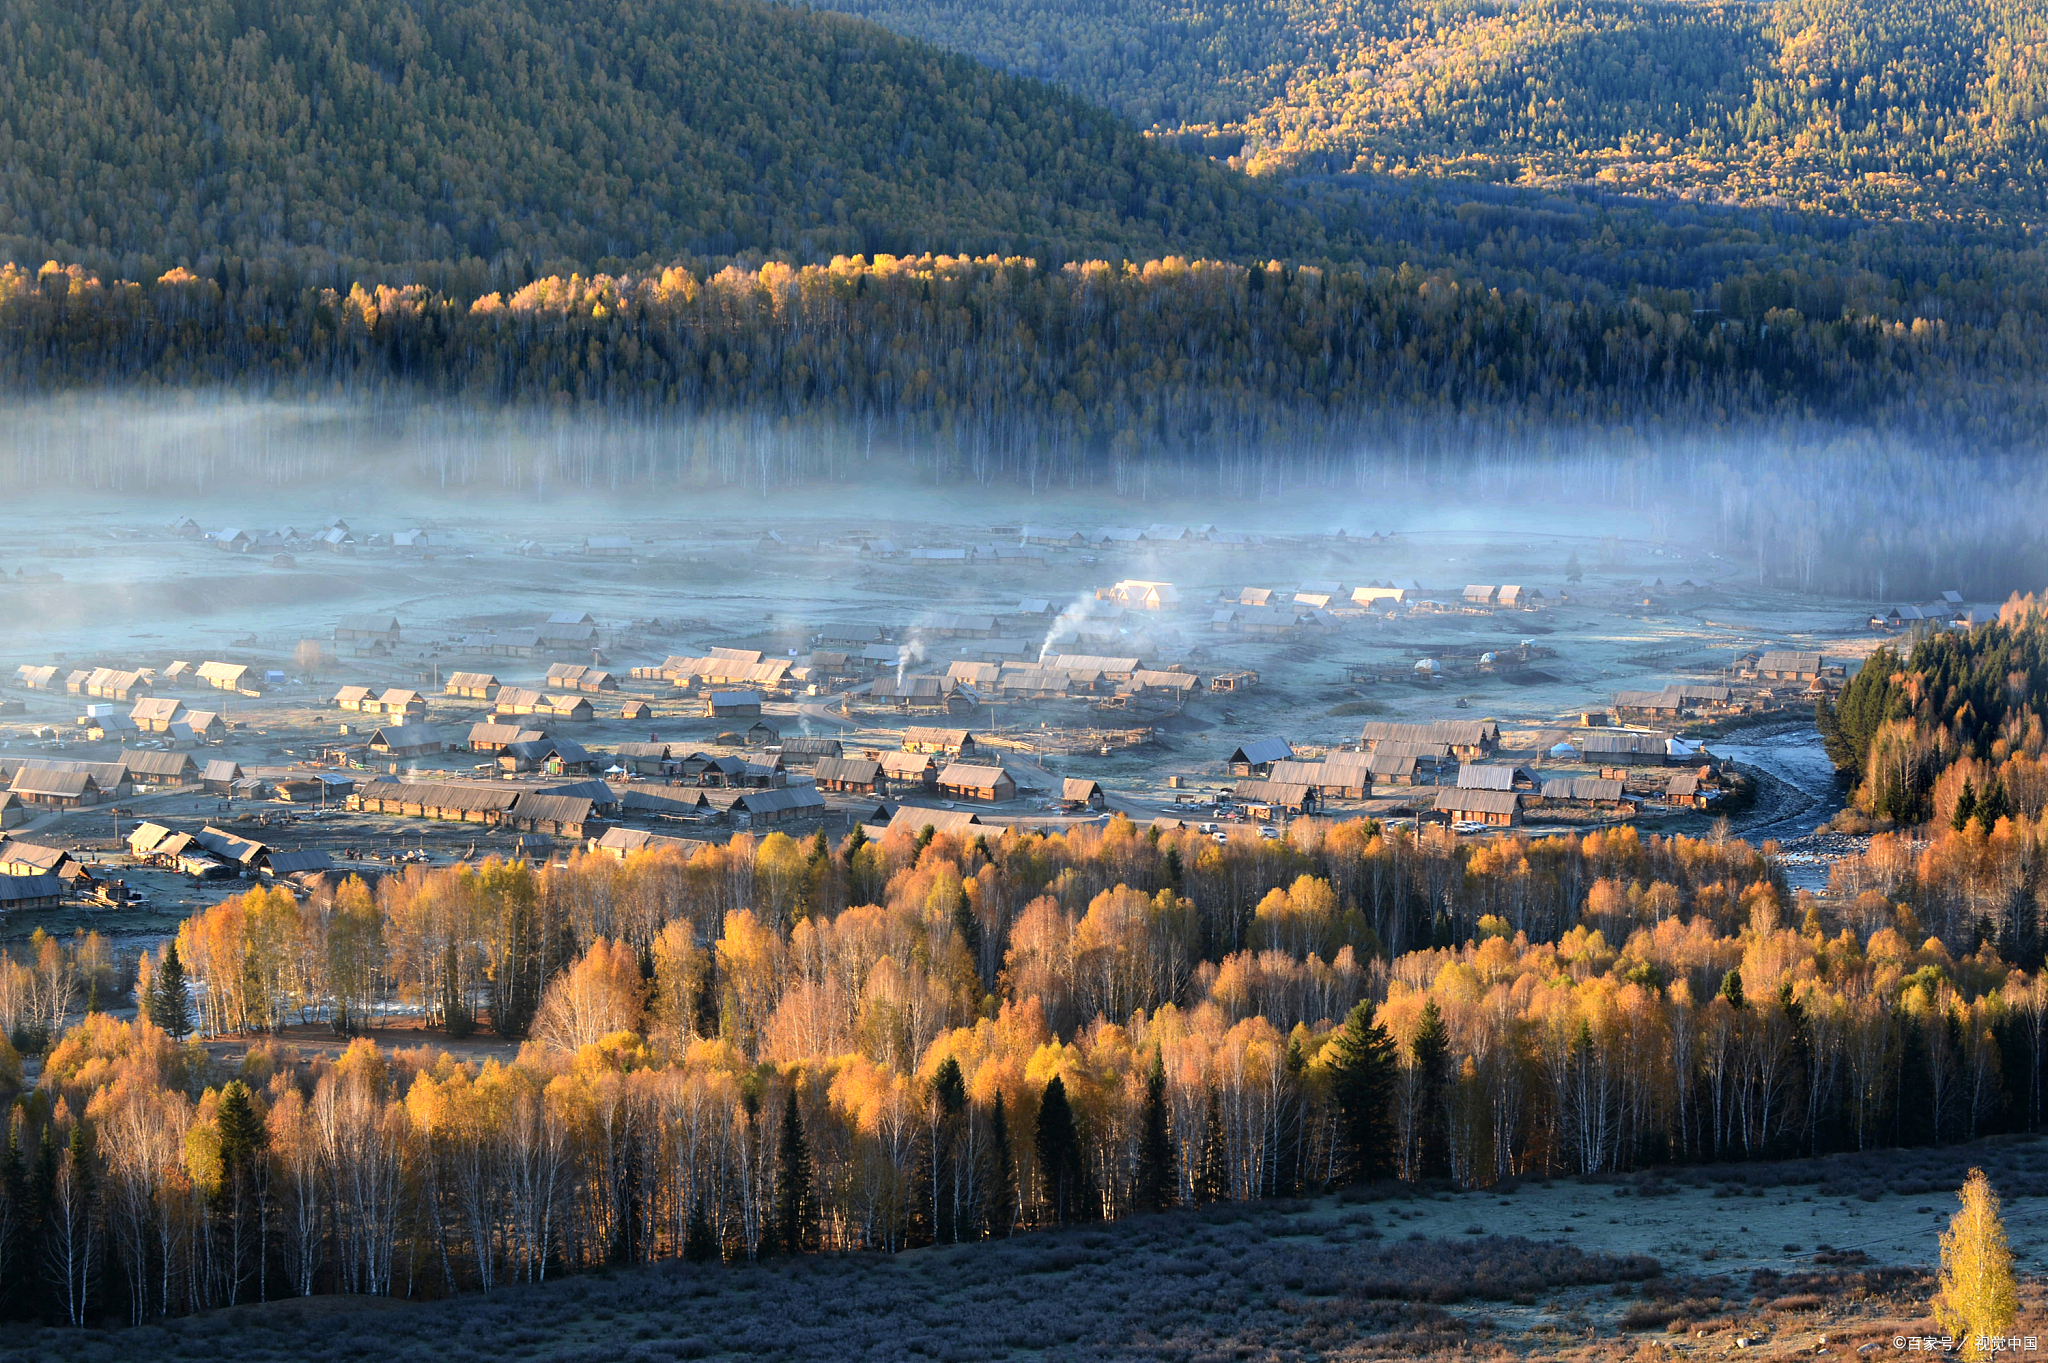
left=1933, top=1168, right=2020, bottom=1360
left=531, top=938, right=647, bottom=1053
left=42, top=808, right=2048, bottom=1320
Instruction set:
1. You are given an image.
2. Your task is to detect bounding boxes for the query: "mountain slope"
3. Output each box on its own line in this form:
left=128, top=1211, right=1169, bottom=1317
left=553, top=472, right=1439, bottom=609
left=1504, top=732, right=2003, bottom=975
left=0, top=0, right=1316, bottom=272
left=1243, top=0, right=2048, bottom=219
left=799, top=0, right=2048, bottom=221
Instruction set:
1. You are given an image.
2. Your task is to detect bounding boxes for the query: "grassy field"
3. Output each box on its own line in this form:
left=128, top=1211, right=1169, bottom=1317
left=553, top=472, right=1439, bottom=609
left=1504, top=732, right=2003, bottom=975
left=11, top=1139, right=2048, bottom=1362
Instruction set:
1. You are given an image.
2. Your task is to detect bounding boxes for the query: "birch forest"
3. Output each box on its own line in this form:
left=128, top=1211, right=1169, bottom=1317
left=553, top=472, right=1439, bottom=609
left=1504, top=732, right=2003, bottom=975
left=7, top=805, right=2048, bottom=1322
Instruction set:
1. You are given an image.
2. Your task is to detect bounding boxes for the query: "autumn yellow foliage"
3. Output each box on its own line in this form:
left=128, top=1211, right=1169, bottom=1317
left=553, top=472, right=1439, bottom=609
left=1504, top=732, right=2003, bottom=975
left=1933, top=1169, right=2020, bottom=1361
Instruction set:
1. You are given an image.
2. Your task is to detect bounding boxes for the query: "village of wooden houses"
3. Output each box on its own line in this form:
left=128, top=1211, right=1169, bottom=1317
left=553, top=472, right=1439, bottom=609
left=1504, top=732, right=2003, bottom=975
left=0, top=509, right=1948, bottom=941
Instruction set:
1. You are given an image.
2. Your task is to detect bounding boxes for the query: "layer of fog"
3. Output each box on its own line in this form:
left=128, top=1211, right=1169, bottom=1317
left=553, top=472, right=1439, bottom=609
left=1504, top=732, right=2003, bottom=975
left=2, top=394, right=2041, bottom=602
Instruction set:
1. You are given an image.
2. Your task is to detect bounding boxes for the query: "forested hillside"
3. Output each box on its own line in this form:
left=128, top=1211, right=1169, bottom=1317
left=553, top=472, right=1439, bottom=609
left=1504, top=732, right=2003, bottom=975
left=789, top=0, right=1393, bottom=132
left=805, top=0, right=2048, bottom=222
left=0, top=0, right=1314, bottom=274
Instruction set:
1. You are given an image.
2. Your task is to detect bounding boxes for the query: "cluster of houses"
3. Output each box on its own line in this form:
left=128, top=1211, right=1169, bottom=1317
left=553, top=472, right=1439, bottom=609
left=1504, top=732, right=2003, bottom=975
left=332, top=721, right=1057, bottom=845
left=177, top=518, right=450, bottom=558
left=1018, top=524, right=1404, bottom=552
left=1609, top=649, right=1856, bottom=725
left=1019, top=525, right=1258, bottom=550
left=0, top=803, right=347, bottom=912
left=617, top=626, right=1209, bottom=714
left=761, top=522, right=1416, bottom=562
left=811, top=729, right=1057, bottom=804
left=1208, top=580, right=1555, bottom=636
left=17, top=659, right=263, bottom=712
left=1611, top=683, right=1739, bottom=721
left=1868, top=592, right=1985, bottom=634
left=1219, top=720, right=1494, bottom=818
left=0, top=752, right=359, bottom=810
left=0, top=833, right=92, bottom=910
left=1737, top=651, right=1850, bottom=691
left=870, top=654, right=1204, bottom=713
left=333, top=610, right=608, bottom=660
left=1431, top=756, right=1719, bottom=827
left=1457, top=585, right=1549, bottom=610
left=316, top=658, right=667, bottom=763
left=348, top=778, right=636, bottom=838
left=1214, top=717, right=1720, bottom=827
left=125, top=821, right=334, bottom=882
left=639, top=650, right=793, bottom=692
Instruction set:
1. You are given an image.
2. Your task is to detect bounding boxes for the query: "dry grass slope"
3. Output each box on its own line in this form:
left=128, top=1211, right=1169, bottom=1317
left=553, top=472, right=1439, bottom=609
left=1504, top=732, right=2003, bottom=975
left=2, top=1201, right=1658, bottom=1363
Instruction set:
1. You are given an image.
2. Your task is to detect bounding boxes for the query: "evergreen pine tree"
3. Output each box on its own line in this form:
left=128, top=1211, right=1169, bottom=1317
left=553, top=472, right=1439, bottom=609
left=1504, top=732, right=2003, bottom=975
left=1133, top=1053, right=1175, bottom=1214
left=933, top=1056, right=967, bottom=1115
left=1276, top=1032, right=1307, bottom=1197
left=1814, top=690, right=1846, bottom=772
left=684, top=1199, right=719, bottom=1263
left=950, top=887, right=982, bottom=973
left=27, top=1123, right=56, bottom=1248
left=52, top=1117, right=97, bottom=1325
left=215, top=1080, right=258, bottom=1154
left=1412, top=999, right=1452, bottom=1180
left=2005, top=894, right=2044, bottom=973
left=217, top=1082, right=265, bottom=1174
left=1889, top=1010, right=1933, bottom=1146
left=989, top=1094, right=1016, bottom=1238
left=1195, top=1086, right=1228, bottom=1204
left=929, top=1055, right=968, bottom=1244
left=442, top=944, right=474, bottom=1039
left=148, top=942, right=192, bottom=1038
left=64, top=1120, right=92, bottom=1206
left=694, top=952, right=721, bottom=1040
left=1328, top=999, right=1398, bottom=1184
left=0, top=1116, right=26, bottom=1317
left=796, top=829, right=831, bottom=923
left=1954, top=780, right=1980, bottom=831
left=1034, top=1076, right=1091, bottom=1225
left=774, top=1089, right=814, bottom=1255
left=1719, top=967, right=1746, bottom=1009
left=1977, top=779, right=2011, bottom=832
left=1564, top=548, right=1583, bottom=584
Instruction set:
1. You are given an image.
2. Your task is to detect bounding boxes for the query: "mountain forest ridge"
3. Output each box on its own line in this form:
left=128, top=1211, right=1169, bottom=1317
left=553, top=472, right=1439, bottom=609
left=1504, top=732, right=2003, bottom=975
left=3, top=0, right=2046, bottom=281
left=0, top=0, right=1319, bottom=272
left=811, top=0, right=2048, bottom=224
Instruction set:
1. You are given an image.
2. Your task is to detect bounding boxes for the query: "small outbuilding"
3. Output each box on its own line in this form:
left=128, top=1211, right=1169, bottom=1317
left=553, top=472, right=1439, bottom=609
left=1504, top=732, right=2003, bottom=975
left=903, top=727, right=976, bottom=757
left=1434, top=788, right=1522, bottom=826
left=879, top=751, right=937, bottom=791
left=708, top=691, right=763, bottom=719
left=368, top=723, right=446, bottom=758
left=936, top=763, right=1016, bottom=803
left=445, top=672, right=500, bottom=699
left=1226, top=738, right=1294, bottom=777
left=1060, top=778, right=1106, bottom=812
left=815, top=757, right=886, bottom=794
